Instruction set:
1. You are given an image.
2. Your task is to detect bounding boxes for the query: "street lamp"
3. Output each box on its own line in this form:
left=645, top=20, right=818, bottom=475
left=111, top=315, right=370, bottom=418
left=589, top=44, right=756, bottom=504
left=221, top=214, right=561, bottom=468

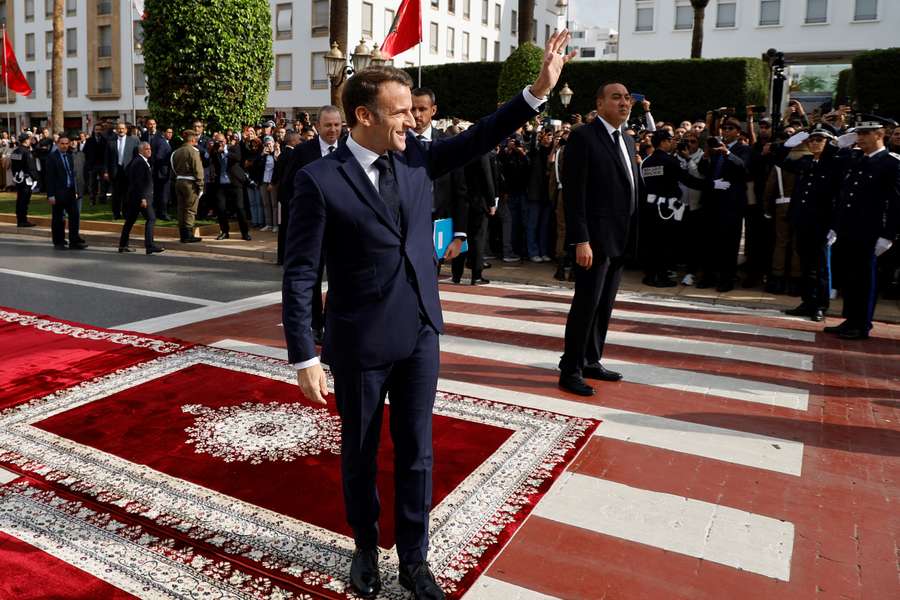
left=370, top=42, right=388, bottom=67
left=324, top=41, right=349, bottom=86
left=559, top=83, right=574, bottom=109
left=351, top=39, right=373, bottom=73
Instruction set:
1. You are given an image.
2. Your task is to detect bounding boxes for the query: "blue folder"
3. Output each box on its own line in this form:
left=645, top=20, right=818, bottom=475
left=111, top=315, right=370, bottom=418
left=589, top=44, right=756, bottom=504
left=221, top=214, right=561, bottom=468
left=433, top=218, right=468, bottom=258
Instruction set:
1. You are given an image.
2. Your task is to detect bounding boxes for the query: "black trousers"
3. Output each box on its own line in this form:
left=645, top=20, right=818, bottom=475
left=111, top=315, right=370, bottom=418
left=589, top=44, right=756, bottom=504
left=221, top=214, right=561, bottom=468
left=451, top=210, right=487, bottom=282
left=277, top=198, right=289, bottom=264
left=85, top=166, right=107, bottom=204
left=838, top=240, right=878, bottom=331
left=331, top=320, right=439, bottom=566
left=216, top=183, right=249, bottom=236
left=560, top=252, right=624, bottom=374
left=153, top=176, right=171, bottom=219
left=119, top=199, right=156, bottom=249
left=50, top=189, right=79, bottom=246
left=795, top=226, right=830, bottom=311
left=705, top=204, right=743, bottom=283
left=15, top=184, right=31, bottom=225
left=112, top=169, right=129, bottom=218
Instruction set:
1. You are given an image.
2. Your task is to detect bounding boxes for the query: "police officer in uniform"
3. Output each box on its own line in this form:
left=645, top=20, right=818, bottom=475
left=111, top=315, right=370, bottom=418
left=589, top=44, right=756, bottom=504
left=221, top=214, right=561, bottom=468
left=10, top=132, right=37, bottom=228
left=640, top=130, right=701, bottom=286
left=171, top=129, right=204, bottom=243
left=775, top=125, right=841, bottom=321
left=824, top=121, right=900, bottom=339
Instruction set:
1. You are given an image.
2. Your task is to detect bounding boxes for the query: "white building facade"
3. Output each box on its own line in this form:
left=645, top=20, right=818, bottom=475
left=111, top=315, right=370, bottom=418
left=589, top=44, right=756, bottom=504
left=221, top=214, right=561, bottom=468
left=0, top=0, right=565, bottom=131
left=616, top=0, right=896, bottom=61
left=567, top=20, right=617, bottom=60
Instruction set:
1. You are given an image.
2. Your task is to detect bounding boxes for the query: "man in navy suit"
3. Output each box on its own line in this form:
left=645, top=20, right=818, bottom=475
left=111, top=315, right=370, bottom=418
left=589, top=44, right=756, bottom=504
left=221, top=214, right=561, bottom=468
left=45, top=134, right=87, bottom=250
left=283, top=32, right=574, bottom=600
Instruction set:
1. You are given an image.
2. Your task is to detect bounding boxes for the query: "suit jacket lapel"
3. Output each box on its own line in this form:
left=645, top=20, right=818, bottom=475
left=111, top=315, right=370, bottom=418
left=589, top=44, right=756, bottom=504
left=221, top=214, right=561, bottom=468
left=335, top=145, right=402, bottom=238
left=592, top=119, right=631, bottom=187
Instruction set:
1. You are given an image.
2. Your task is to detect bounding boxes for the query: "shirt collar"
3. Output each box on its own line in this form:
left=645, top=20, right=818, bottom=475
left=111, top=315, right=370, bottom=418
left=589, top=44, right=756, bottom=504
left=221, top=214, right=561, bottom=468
left=412, top=124, right=433, bottom=141
left=346, top=133, right=382, bottom=172
left=597, top=116, right=622, bottom=138
left=318, top=136, right=337, bottom=155
left=867, top=147, right=886, bottom=158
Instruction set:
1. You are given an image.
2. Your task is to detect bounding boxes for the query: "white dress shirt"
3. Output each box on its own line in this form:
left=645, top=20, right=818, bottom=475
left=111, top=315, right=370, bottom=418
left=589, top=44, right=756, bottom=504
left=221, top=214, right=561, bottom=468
left=117, top=135, right=126, bottom=166
left=318, top=136, right=338, bottom=157
left=597, top=115, right=636, bottom=196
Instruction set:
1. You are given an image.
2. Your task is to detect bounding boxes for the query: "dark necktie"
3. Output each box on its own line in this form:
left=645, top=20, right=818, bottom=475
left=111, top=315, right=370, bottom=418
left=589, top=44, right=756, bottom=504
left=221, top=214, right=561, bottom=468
left=62, top=153, right=73, bottom=188
left=327, top=145, right=335, bottom=154
left=373, top=154, right=401, bottom=225
left=612, top=130, right=635, bottom=209
left=417, top=134, right=430, bottom=148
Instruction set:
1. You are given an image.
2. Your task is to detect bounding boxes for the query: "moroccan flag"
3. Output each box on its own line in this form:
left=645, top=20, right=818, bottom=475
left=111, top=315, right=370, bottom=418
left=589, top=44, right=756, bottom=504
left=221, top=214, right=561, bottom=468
left=1, top=29, right=32, bottom=96
left=382, top=0, right=421, bottom=59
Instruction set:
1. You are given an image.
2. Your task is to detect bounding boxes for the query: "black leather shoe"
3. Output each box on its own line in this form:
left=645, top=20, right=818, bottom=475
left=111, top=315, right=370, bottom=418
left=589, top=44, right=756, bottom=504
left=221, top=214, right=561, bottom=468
left=824, top=320, right=851, bottom=334
left=811, top=309, right=825, bottom=322
left=216, top=232, right=229, bottom=240
left=558, top=373, right=594, bottom=396
left=582, top=363, right=623, bottom=382
left=183, top=235, right=202, bottom=243
left=784, top=304, right=813, bottom=317
left=482, top=261, right=492, bottom=270
left=471, top=277, right=490, bottom=285
left=146, top=245, right=165, bottom=255
left=349, top=548, right=380, bottom=599
left=68, top=242, right=88, bottom=250
left=242, top=233, right=252, bottom=241
left=399, top=562, right=445, bottom=600
left=451, top=277, right=462, bottom=284
left=53, top=243, right=67, bottom=250
left=17, top=221, right=36, bottom=228
left=715, top=281, right=734, bottom=293
left=837, top=327, right=869, bottom=340
left=118, top=246, right=135, bottom=253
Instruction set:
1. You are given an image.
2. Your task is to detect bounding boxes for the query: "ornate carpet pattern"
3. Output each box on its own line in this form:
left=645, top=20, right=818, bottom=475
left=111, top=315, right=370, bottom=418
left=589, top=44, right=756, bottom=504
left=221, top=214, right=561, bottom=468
left=0, top=312, right=598, bottom=599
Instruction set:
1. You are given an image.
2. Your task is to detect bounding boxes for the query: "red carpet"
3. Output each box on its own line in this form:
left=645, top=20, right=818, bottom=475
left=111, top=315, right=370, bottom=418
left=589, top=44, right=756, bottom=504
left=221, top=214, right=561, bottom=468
left=0, top=308, right=598, bottom=598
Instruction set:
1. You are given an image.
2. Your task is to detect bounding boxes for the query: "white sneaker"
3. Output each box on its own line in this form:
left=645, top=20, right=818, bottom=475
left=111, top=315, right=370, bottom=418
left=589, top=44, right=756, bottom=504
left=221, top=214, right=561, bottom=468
left=502, top=255, right=521, bottom=263
left=530, top=256, right=543, bottom=263
left=263, top=226, right=272, bottom=232
left=541, top=255, right=553, bottom=262
left=681, top=273, right=695, bottom=286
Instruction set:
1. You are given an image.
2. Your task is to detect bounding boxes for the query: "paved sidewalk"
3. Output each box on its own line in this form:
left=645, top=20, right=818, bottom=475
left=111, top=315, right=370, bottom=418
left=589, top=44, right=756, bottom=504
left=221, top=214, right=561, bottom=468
left=3, top=220, right=899, bottom=323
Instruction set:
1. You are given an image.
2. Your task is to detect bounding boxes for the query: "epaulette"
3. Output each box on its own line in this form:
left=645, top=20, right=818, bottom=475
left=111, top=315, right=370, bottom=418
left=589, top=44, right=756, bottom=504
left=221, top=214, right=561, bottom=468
left=889, top=152, right=900, bottom=161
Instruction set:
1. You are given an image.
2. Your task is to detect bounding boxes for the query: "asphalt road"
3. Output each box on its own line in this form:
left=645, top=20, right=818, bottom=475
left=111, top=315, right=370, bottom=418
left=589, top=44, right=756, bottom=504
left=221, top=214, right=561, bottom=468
left=0, top=234, right=282, bottom=327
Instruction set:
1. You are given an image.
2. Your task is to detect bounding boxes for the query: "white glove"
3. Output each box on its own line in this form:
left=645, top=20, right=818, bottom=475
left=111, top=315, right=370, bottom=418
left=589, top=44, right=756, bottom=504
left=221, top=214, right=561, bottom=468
left=837, top=132, right=858, bottom=149
left=784, top=131, right=809, bottom=148
left=763, top=213, right=773, bottom=220
left=713, top=179, right=731, bottom=191
left=875, top=237, right=893, bottom=257
left=826, top=230, right=837, bottom=247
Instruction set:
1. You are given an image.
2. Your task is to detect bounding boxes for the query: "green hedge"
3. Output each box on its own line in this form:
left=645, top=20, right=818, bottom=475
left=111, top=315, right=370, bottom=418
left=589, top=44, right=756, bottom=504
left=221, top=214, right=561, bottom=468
left=408, top=57, right=768, bottom=123
left=852, top=48, right=900, bottom=117
left=835, top=68, right=855, bottom=106
left=497, top=43, right=544, bottom=104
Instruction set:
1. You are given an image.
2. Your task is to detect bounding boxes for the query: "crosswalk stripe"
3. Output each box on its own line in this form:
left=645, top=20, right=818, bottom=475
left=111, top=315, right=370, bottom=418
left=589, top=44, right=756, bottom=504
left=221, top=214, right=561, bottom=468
left=442, top=311, right=814, bottom=371
left=117, top=291, right=282, bottom=333
left=441, top=335, right=809, bottom=410
left=435, top=379, right=803, bottom=476
left=464, top=576, right=561, bottom=599
left=439, top=291, right=816, bottom=342
left=534, top=472, right=794, bottom=581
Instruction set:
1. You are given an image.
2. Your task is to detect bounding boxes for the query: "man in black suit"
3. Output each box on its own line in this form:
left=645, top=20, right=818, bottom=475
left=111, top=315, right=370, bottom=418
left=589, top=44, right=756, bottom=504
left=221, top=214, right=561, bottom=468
left=274, top=130, right=301, bottom=265
left=410, top=88, right=468, bottom=263
left=559, top=82, right=641, bottom=397
left=453, top=151, right=497, bottom=284
left=145, top=119, right=173, bottom=220
left=284, top=34, right=574, bottom=599
left=104, top=122, right=140, bottom=219
left=45, top=134, right=87, bottom=250
left=118, top=142, right=164, bottom=255
left=82, top=124, right=108, bottom=205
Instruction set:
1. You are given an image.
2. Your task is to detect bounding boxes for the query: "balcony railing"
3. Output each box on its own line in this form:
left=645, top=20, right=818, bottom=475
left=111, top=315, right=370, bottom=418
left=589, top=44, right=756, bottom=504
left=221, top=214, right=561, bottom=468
left=97, top=1, right=112, bottom=16
left=98, top=45, right=112, bottom=58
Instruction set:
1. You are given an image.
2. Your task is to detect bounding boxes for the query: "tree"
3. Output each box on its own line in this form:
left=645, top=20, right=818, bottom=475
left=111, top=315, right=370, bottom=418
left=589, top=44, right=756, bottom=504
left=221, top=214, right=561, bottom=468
left=690, top=0, right=710, bottom=59
left=330, top=0, right=348, bottom=109
left=797, top=75, right=827, bottom=92
left=497, top=43, right=543, bottom=104
left=518, top=0, right=534, bottom=46
left=50, top=0, right=63, bottom=131
left=142, top=0, right=272, bottom=131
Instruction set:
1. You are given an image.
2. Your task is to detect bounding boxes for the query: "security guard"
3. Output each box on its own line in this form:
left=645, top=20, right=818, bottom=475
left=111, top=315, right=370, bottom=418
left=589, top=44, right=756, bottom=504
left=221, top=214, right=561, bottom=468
left=640, top=130, right=701, bottom=286
left=10, top=132, right=37, bottom=228
left=825, top=121, right=900, bottom=339
left=171, top=129, right=205, bottom=243
left=775, top=125, right=841, bottom=321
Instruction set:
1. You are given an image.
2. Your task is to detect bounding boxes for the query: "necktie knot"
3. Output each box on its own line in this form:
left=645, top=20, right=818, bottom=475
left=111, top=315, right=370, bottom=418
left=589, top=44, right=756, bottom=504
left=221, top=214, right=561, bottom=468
left=374, top=154, right=392, bottom=174
left=327, top=145, right=335, bottom=154
left=417, top=134, right=426, bottom=141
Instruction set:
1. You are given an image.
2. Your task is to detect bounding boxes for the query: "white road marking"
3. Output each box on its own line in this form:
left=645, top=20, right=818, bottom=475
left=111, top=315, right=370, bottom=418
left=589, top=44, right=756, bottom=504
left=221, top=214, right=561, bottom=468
left=535, top=472, right=794, bottom=581
left=439, top=290, right=816, bottom=342
left=207, top=340, right=805, bottom=476
left=442, top=311, right=814, bottom=371
left=0, top=467, right=19, bottom=485
left=0, top=267, right=223, bottom=307
left=440, top=335, right=809, bottom=410
left=115, top=291, right=282, bottom=333
left=464, top=576, right=561, bottom=599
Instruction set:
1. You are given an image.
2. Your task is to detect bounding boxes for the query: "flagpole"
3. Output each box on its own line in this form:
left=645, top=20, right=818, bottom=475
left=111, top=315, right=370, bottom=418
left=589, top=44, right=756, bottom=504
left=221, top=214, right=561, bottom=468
left=2, top=25, right=10, bottom=136
left=128, top=0, right=136, bottom=125
left=417, top=0, right=422, bottom=87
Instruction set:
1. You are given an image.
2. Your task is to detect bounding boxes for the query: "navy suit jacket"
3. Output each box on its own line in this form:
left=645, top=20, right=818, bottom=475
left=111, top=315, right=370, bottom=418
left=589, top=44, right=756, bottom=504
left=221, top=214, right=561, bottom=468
left=44, top=149, right=78, bottom=200
left=126, top=155, right=153, bottom=205
left=283, top=93, right=539, bottom=369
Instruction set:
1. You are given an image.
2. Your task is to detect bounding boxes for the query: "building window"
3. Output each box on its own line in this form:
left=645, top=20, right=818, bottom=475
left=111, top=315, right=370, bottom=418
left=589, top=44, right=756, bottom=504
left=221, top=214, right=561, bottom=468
left=25, top=33, right=35, bottom=61
left=446, top=26, right=455, bottom=57
left=431, top=0, right=439, bottom=8
left=493, top=40, right=499, bottom=61
left=480, top=36, right=487, bottom=61
left=26, top=71, right=36, bottom=98
left=581, top=47, right=596, bottom=58
left=45, top=0, right=52, bottom=18
left=311, top=51, right=328, bottom=89
left=66, top=0, right=76, bottom=16
left=532, top=18, right=537, bottom=42
left=635, top=1, right=655, bottom=32
left=66, top=28, right=76, bottom=57
left=275, top=53, right=292, bottom=89
left=805, top=0, right=827, bottom=23
left=311, top=0, right=328, bottom=36
left=854, top=0, right=877, bottom=21
left=69, top=67, right=81, bottom=96
left=361, top=2, right=373, bottom=38
left=97, top=0, right=112, bottom=17
left=385, top=8, right=395, bottom=35
left=133, top=20, right=144, bottom=52
left=25, top=0, right=34, bottom=22
left=716, top=0, right=737, bottom=27
left=463, top=0, right=470, bottom=19
left=46, top=70, right=51, bottom=98
left=494, top=3, right=500, bottom=29
left=481, top=0, right=488, bottom=25
left=134, top=63, right=146, bottom=94
left=44, top=30, right=52, bottom=60
left=462, top=31, right=469, bottom=60
left=675, top=1, right=694, bottom=30
left=448, top=0, right=455, bottom=14
left=572, top=30, right=585, bottom=39
left=276, top=3, right=293, bottom=40
left=759, top=0, right=781, bottom=25
left=511, top=9, right=518, bottom=34
left=98, top=25, right=112, bottom=57
left=98, top=66, right=112, bottom=94
left=429, top=22, right=438, bottom=53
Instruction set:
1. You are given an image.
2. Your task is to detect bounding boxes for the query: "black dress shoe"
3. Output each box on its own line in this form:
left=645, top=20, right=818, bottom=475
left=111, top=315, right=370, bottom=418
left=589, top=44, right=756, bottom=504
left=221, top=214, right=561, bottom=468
left=824, top=320, right=851, bottom=334
left=482, top=261, right=492, bottom=270
left=118, top=246, right=135, bottom=253
left=784, top=304, right=813, bottom=317
left=68, top=242, right=88, bottom=250
left=349, top=548, right=380, bottom=599
left=146, top=245, right=165, bottom=255
left=53, top=243, right=67, bottom=250
left=399, top=562, right=445, bottom=600
left=451, top=277, right=462, bottom=284
left=811, top=309, right=825, bottom=322
left=471, top=277, right=490, bottom=285
left=17, top=221, right=36, bottom=228
left=582, top=363, right=623, bottom=382
left=558, top=373, right=594, bottom=396
left=242, top=233, right=252, bottom=241
left=216, top=232, right=230, bottom=240
left=715, top=281, right=734, bottom=293
left=837, top=327, right=869, bottom=340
